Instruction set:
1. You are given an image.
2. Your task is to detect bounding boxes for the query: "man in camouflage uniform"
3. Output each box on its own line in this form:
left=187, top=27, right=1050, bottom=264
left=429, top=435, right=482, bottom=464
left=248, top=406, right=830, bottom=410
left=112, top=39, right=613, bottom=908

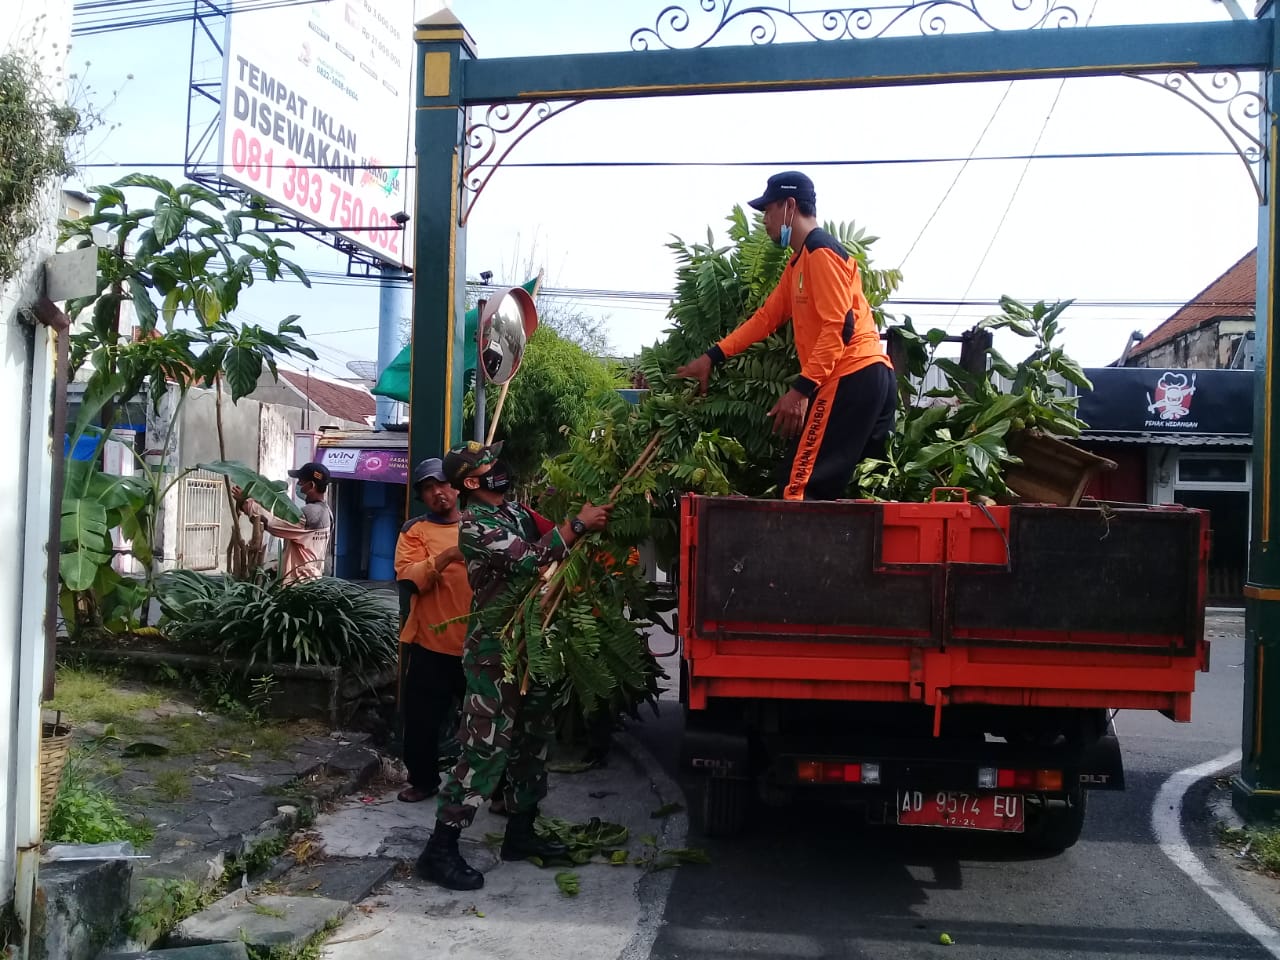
left=416, top=440, right=612, bottom=891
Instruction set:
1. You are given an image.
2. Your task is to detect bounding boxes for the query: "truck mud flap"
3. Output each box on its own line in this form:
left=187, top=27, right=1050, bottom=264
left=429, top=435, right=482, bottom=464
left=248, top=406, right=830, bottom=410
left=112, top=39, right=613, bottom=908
left=1076, top=730, right=1125, bottom=791
left=680, top=726, right=750, bottom=780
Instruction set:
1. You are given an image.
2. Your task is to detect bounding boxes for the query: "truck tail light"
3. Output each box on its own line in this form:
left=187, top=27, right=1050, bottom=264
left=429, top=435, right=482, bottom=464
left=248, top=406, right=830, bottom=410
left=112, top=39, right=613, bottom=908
left=795, top=760, right=876, bottom=783
left=995, top=768, right=1063, bottom=791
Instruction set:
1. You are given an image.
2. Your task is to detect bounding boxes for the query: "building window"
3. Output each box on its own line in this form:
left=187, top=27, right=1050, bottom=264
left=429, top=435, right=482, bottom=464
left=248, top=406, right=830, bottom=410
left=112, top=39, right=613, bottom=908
left=1176, top=456, right=1248, bottom=486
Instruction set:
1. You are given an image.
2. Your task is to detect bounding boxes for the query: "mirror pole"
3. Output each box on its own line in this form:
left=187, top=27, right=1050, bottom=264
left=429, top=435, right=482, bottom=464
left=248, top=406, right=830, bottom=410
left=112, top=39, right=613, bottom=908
left=474, top=298, right=487, bottom=442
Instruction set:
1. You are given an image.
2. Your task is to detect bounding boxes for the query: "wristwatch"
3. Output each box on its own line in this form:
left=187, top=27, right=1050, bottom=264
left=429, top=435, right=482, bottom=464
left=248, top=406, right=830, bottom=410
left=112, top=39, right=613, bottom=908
left=570, top=518, right=588, bottom=537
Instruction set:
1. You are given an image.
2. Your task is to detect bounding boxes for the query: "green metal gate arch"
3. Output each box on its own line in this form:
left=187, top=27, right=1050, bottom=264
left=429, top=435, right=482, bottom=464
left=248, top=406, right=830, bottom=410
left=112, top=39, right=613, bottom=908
left=407, top=0, right=1280, bottom=818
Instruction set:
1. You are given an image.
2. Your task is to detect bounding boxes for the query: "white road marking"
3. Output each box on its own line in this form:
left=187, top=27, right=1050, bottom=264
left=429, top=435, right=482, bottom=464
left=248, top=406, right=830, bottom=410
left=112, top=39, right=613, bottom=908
left=1152, top=749, right=1280, bottom=958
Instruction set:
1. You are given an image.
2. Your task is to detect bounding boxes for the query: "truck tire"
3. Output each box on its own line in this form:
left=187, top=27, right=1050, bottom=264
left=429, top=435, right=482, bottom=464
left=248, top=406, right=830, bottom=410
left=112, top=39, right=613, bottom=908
left=695, top=777, right=750, bottom=837
left=1029, top=788, right=1087, bottom=853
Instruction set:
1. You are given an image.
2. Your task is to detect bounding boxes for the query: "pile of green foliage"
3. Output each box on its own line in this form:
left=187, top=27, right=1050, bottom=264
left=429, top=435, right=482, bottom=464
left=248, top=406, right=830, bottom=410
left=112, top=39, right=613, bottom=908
left=856, top=297, right=1091, bottom=502
left=158, top=571, right=398, bottom=677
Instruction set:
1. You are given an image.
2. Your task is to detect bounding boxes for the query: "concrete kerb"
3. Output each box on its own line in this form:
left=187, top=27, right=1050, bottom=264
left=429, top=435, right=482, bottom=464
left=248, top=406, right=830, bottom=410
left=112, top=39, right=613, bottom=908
left=612, top=729, right=688, bottom=960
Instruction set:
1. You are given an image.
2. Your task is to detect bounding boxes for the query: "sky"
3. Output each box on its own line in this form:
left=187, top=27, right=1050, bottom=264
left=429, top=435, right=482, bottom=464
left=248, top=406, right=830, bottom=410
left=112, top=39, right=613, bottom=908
left=63, top=0, right=1263, bottom=382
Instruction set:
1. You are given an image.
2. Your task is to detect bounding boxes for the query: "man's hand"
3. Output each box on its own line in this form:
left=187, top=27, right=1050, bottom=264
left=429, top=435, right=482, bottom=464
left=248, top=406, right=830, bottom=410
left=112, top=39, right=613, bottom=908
left=674, top=354, right=712, bottom=395
left=434, top=546, right=465, bottom=572
left=767, top=388, right=810, bottom=439
left=575, top=501, right=614, bottom=534
left=230, top=485, right=250, bottom=513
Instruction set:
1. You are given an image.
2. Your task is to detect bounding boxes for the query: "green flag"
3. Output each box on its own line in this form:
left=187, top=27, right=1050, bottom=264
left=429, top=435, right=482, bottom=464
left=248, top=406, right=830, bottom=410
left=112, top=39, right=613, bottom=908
left=372, top=275, right=542, bottom=403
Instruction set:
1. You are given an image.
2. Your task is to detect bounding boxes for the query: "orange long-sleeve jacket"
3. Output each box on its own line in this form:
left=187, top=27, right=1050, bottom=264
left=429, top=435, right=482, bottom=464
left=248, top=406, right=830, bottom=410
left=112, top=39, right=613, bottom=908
left=394, top=515, right=472, bottom=657
left=709, top=228, right=889, bottom=396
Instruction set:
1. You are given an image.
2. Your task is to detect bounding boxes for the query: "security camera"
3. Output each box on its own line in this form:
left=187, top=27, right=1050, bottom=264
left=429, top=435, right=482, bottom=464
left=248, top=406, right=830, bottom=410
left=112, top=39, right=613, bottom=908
left=479, top=270, right=494, bottom=284
left=391, top=211, right=410, bottom=225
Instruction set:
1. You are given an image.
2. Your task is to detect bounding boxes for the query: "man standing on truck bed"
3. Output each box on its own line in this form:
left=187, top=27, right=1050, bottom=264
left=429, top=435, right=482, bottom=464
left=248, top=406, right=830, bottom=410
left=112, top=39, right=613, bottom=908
left=676, top=171, right=897, bottom=500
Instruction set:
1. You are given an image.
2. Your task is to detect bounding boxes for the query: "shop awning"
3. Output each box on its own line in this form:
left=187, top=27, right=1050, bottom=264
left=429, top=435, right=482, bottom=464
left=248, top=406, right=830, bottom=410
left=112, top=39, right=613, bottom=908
left=1081, top=433, right=1250, bottom=447
left=315, top=430, right=409, bottom=484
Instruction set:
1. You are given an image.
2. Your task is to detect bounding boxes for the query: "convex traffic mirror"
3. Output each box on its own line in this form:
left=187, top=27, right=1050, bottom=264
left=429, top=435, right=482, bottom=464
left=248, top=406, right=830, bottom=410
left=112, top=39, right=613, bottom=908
left=477, top=286, right=539, bottom=384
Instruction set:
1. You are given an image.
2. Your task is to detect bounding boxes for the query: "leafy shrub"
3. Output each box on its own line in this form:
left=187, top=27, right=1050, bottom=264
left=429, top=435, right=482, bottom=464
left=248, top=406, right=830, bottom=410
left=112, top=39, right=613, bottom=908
left=158, top=571, right=397, bottom=676
left=46, top=751, right=152, bottom=846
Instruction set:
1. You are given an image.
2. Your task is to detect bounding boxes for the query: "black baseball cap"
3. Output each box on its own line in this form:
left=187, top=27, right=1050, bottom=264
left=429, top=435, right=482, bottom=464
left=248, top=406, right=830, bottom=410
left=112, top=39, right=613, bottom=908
left=412, top=457, right=447, bottom=488
left=288, top=461, right=330, bottom=485
left=748, top=171, right=817, bottom=211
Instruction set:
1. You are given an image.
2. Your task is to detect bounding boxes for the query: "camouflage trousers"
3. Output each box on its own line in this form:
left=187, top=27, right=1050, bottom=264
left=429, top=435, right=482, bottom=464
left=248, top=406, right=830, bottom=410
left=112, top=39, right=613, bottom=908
left=436, top=630, right=556, bottom=829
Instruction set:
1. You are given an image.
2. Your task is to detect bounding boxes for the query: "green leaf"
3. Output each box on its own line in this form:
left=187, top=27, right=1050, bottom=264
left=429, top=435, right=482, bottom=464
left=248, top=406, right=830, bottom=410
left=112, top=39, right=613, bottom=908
left=127, top=277, right=157, bottom=331
left=223, top=345, right=262, bottom=401
left=193, top=287, right=221, bottom=325
left=197, top=461, right=300, bottom=522
left=153, top=198, right=184, bottom=247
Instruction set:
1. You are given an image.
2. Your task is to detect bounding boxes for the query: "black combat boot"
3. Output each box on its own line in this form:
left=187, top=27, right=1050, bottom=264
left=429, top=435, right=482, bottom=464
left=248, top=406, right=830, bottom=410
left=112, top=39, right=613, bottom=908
left=416, top=820, right=484, bottom=890
left=500, top=809, right=569, bottom=862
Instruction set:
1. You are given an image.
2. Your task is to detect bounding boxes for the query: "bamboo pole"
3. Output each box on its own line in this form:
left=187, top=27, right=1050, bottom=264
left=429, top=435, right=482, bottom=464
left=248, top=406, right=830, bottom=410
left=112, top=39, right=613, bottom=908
left=485, top=381, right=511, bottom=446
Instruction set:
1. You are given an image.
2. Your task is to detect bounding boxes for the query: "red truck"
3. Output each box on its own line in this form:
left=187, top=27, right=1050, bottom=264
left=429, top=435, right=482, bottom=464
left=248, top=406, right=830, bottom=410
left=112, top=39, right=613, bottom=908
left=676, top=492, right=1210, bottom=851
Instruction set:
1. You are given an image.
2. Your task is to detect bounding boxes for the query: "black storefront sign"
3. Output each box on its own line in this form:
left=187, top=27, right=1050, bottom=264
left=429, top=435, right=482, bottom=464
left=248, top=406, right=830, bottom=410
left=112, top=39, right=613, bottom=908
left=1077, top=367, right=1253, bottom=435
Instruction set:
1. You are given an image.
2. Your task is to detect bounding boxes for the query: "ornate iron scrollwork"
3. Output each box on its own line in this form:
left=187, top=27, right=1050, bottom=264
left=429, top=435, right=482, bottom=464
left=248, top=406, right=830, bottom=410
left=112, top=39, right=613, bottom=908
left=629, top=1, right=1080, bottom=50
left=1126, top=71, right=1266, bottom=204
left=461, top=101, right=580, bottom=224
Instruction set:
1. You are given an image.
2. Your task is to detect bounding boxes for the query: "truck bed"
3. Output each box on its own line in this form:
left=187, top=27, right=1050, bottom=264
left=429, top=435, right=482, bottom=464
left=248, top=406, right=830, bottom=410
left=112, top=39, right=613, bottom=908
left=679, top=495, right=1210, bottom=732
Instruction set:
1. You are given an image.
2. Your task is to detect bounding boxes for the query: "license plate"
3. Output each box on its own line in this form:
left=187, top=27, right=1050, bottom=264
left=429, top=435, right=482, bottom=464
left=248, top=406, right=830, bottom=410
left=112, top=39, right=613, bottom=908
left=896, top=790, right=1025, bottom=833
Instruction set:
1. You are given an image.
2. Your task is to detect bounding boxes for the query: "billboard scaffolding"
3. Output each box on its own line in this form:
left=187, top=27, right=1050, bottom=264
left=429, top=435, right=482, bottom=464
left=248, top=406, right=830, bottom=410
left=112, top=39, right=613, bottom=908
left=184, top=0, right=415, bottom=274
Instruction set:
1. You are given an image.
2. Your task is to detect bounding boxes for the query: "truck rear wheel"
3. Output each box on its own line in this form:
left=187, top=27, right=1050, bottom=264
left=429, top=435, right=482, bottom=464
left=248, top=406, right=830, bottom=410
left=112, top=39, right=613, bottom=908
left=1028, top=788, right=1087, bottom=853
left=694, top=776, right=750, bottom=837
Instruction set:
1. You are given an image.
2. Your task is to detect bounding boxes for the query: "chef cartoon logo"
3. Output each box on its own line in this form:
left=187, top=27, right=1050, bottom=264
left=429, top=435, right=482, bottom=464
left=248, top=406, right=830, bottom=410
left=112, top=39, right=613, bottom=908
left=1147, top=371, right=1196, bottom=421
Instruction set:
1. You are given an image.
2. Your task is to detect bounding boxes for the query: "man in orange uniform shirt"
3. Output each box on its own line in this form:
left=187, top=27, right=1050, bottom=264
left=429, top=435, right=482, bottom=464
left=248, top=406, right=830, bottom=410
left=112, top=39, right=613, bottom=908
left=677, top=171, right=896, bottom=500
left=394, top=457, right=472, bottom=803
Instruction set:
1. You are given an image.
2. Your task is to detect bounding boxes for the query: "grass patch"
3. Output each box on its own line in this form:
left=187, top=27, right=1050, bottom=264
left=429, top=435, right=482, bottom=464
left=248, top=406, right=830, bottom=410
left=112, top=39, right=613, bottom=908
left=46, top=750, right=152, bottom=846
left=252, top=903, right=287, bottom=919
left=1222, top=823, right=1280, bottom=873
left=125, top=878, right=213, bottom=944
left=48, top=667, right=165, bottom=724
left=152, top=769, right=192, bottom=803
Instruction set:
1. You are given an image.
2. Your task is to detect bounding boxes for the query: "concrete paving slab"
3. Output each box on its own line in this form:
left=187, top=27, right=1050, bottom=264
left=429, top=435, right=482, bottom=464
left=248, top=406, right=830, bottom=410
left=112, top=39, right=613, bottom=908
left=169, top=894, right=350, bottom=951
left=274, top=858, right=398, bottom=902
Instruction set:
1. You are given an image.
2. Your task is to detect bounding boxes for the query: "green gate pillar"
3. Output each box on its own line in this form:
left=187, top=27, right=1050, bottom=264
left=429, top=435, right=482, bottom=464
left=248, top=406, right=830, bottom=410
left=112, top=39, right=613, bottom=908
left=1235, top=0, right=1280, bottom=822
left=407, top=9, right=473, bottom=499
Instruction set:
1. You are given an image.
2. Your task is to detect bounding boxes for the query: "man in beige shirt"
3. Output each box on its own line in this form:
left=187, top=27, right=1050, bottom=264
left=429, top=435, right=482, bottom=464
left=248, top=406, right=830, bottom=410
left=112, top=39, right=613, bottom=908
left=236, top=461, right=333, bottom=581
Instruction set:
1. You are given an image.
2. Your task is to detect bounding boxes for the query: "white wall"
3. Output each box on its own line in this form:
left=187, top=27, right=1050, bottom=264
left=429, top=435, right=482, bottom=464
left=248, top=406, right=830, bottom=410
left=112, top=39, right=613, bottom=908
left=0, top=0, right=72, bottom=925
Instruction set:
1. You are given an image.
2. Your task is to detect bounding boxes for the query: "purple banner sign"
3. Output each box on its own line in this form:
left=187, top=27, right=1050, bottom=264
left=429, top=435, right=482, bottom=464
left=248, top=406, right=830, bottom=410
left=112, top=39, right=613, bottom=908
left=319, top=447, right=409, bottom=484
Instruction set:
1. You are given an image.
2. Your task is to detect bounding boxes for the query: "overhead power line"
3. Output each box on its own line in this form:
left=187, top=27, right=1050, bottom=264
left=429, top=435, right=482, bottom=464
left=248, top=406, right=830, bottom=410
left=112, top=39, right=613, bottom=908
left=74, top=150, right=1238, bottom=173
left=72, top=0, right=325, bottom=36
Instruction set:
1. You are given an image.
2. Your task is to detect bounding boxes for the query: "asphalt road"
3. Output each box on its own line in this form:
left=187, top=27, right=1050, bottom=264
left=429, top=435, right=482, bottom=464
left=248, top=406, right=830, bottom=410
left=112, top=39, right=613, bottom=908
left=629, top=612, right=1277, bottom=960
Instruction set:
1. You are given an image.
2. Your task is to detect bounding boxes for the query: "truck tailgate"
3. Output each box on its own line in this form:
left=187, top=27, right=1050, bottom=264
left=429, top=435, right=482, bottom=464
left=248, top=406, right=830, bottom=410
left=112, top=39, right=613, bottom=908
left=679, top=495, right=1209, bottom=721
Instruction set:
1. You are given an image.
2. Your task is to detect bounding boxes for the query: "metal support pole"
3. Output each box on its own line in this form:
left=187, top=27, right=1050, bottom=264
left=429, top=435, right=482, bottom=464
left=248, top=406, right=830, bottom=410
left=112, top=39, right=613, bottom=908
left=1235, top=1, right=1280, bottom=821
left=473, top=298, right=487, bottom=442
left=408, top=9, right=475, bottom=512
left=375, top=266, right=411, bottom=429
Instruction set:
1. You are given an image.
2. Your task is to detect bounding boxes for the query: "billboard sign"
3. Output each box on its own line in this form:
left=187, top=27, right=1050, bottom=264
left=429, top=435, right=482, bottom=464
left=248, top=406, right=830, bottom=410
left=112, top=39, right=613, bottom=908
left=1078, top=367, right=1253, bottom=436
left=219, top=0, right=415, bottom=266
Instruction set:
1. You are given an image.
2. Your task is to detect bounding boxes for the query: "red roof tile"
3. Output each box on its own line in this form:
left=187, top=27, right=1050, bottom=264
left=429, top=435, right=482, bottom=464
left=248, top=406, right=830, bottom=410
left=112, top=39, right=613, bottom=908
left=1130, top=249, right=1256, bottom=358
left=278, top=370, right=375, bottom=425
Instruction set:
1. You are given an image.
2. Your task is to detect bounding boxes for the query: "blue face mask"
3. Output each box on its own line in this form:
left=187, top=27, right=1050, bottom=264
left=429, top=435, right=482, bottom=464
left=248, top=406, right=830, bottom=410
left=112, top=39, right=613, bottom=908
left=777, top=204, right=794, bottom=249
